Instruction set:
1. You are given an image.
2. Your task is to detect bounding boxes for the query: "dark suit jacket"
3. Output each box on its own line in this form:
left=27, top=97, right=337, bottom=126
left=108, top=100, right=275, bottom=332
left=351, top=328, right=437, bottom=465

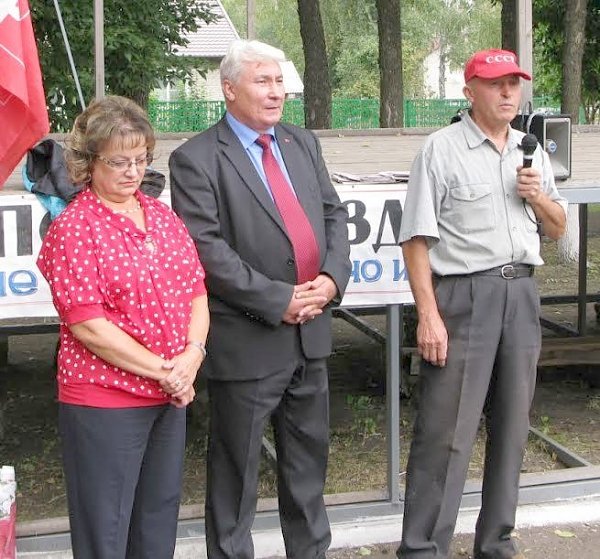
left=169, top=117, right=351, bottom=381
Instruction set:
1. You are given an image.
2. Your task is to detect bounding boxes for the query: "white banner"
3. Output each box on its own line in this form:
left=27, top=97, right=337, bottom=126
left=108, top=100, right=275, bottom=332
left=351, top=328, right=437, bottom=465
left=0, top=193, right=56, bottom=319
left=337, top=183, right=413, bottom=307
left=0, top=185, right=413, bottom=321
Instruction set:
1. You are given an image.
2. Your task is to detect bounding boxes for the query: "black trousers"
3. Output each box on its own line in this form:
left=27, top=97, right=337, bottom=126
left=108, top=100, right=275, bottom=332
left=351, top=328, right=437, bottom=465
left=398, top=275, right=541, bottom=559
left=59, top=403, right=186, bottom=559
left=205, top=357, right=331, bottom=559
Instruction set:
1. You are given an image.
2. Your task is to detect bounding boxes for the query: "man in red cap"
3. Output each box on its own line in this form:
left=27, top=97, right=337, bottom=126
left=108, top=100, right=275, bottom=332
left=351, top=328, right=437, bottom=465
left=397, top=49, right=567, bottom=559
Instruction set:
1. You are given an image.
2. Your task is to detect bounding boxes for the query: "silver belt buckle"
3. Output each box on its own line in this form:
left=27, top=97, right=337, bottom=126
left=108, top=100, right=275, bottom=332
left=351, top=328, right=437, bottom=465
left=501, top=264, right=516, bottom=279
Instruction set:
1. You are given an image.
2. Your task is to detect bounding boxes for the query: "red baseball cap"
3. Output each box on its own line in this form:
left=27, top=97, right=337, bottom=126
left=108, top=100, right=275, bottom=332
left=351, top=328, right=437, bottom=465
left=464, top=49, right=531, bottom=82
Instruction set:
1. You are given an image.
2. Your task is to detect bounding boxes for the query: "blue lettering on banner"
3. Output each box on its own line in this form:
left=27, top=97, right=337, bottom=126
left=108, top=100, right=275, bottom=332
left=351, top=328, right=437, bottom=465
left=350, top=260, right=383, bottom=283
left=0, top=270, right=39, bottom=297
left=393, top=260, right=409, bottom=281
left=350, top=260, right=409, bottom=284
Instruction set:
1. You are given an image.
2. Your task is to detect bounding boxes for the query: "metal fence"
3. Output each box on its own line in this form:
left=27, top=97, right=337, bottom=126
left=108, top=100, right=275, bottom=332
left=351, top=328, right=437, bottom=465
left=148, top=96, right=562, bottom=132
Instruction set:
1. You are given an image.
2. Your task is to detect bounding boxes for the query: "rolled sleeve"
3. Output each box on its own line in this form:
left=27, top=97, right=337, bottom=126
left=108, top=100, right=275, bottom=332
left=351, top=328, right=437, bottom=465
left=64, top=304, right=106, bottom=325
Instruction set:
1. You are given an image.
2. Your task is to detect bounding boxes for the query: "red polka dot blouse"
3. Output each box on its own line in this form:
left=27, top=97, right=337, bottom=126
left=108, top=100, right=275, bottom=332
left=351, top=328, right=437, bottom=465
left=37, top=189, right=207, bottom=408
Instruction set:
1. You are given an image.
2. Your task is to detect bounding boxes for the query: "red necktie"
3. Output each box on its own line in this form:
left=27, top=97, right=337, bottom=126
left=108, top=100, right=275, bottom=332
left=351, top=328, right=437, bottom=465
left=256, top=134, right=320, bottom=283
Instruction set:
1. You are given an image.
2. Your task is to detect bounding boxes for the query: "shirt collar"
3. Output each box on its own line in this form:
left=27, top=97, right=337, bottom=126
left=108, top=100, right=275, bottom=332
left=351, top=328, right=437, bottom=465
left=225, top=112, right=276, bottom=150
left=83, top=188, right=150, bottom=236
left=461, top=110, right=521, bottom=153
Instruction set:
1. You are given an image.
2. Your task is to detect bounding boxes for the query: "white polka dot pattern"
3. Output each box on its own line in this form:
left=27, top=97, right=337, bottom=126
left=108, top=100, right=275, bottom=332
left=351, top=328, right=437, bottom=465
left=37, top=189, right=206, bottom=406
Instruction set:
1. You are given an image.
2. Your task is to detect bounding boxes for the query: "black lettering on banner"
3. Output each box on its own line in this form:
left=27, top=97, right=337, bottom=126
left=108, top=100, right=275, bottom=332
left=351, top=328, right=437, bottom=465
left=343, top=200, right=370, bottom=245
left=39, top=212, right=52, bottom=240
left=0, top=205, right=33, bottom=258
left=372, top=200, right=403, bottom=253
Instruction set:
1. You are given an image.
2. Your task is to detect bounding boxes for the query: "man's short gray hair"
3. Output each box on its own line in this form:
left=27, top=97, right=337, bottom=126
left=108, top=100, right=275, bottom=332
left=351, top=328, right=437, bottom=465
left=220, top=40, right=286, bottom=83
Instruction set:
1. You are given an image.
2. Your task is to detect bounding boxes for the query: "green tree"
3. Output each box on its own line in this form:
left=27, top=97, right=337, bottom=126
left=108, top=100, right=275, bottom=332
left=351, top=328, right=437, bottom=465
left=420, top=0, right=501, bottom=98
left=534, top=0, right=599, bottom=123
left=562, top=0, right=588, bottom=124
left=222, top=0, right=304, bottom=73
left=298, top=0, right=332, bottom=128
left=221, top=0, right=501, bottom=104
left=31, top=0, right=216, bottom=131
left=490, top=0, right=517, bottom=52
left=376, top=0, right=403, bottom=127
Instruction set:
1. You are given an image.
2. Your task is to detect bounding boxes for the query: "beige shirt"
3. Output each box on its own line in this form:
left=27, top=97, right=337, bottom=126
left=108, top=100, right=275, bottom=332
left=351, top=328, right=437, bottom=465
left=399, top=111, right=567, bottom=275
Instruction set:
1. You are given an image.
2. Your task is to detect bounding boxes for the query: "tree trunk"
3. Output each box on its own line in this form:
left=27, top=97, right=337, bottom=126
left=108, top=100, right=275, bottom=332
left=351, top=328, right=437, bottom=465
left=501, top=0, right=517, bottom=52
left=558, top=206, right=580, bottom=264
left=558, top=0, right=587, bottom=264
left=376, top=0, right=403, bottom=128
left=130, top=90, right=149, bottom=111
left=297, top=0, right=331, bottom=129
left=561, top=0, right=587, bottom=123
left=438, top=41, right=447, bottom=99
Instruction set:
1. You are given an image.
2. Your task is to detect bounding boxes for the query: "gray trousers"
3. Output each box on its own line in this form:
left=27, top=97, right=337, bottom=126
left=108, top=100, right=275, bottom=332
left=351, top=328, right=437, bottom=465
left=205, top=357, right=331, bottom=559
left=398, top=275, right=541, bottom=559
left=59, top=403, right=186, bottom=559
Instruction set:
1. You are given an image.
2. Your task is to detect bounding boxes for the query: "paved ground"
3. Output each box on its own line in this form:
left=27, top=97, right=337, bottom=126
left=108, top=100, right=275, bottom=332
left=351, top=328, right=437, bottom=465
left=324, top=521, right=600, bottom=559
left=261, top=496, right=600, bottom=559
left=168, top=496, right=600, bottom=558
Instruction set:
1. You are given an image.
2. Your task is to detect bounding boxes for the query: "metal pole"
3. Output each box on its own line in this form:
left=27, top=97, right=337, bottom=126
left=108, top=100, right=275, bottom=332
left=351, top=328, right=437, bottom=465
left=577, top=203, right=588, bottom=335
left=94, top=0, right=105, bottom=99
left=386, top=304, right=401, bottom=504
left=52, top=0, right=86, bottom=110
left=247, top=0, right=256, bottom=40
left=516, top=0, right=533, bottom=109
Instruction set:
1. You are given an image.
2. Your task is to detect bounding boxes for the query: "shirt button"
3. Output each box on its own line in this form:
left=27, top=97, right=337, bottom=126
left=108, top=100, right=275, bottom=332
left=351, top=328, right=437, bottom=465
left=506, top=193, right=510, bottom=198
left=287, top=258, right=295, bottom=267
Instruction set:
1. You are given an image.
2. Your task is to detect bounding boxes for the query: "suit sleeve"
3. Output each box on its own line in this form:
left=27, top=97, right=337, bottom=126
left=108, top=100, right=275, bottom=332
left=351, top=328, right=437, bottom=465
left=169, top=148, right=294, bottom=327
left=306, top=131, right=351, bottom=300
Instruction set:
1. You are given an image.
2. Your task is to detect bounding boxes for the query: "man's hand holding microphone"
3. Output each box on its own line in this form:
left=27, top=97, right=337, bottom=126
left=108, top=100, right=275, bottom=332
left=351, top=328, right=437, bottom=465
left=517, top=133, right=542, bottom=202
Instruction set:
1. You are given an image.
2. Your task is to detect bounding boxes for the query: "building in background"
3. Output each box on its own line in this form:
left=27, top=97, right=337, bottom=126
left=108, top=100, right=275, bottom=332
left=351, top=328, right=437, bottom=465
left=423, top=46, right=465, bottom=100
left=155, top=0, right=303, bottom=101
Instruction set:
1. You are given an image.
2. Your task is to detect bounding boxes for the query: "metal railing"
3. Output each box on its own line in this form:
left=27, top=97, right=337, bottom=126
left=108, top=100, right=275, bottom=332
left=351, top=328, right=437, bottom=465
left=147, top=96, right=563, bottom=132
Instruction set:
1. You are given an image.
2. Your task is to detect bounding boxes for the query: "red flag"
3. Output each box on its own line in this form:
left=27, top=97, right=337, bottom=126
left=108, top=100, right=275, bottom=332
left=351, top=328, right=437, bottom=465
left=0, top=0, right=49, bottom=188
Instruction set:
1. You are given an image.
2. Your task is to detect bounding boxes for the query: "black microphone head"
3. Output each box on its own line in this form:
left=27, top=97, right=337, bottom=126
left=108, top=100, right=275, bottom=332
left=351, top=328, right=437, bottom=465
left=521, top=133, right=538, bottom=156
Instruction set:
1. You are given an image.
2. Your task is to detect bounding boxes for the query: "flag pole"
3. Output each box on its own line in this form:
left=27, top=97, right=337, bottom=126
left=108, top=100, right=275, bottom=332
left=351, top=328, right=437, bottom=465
left=52, top=0, right=85, bottom=110
left=94, top=0, right=104, bottom=99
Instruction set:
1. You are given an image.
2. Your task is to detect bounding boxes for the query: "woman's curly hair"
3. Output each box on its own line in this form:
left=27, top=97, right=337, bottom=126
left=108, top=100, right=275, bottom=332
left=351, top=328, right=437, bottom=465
left=64, top=95, right=156, bottom=185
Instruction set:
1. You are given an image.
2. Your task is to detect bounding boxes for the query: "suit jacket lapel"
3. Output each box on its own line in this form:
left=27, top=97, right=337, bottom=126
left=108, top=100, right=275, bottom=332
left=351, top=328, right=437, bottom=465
left=216, top=119, right=286, bottom=233
left=275, top=126, right=319, bottom=225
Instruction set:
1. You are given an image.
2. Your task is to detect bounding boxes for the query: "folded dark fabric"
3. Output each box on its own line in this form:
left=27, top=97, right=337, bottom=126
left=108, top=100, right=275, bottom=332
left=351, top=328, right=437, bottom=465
left=140, top=168, right=166, bottom=198
left=26, top=139, right=81, bottom=202
left=26, top=138, right=166, bottom=201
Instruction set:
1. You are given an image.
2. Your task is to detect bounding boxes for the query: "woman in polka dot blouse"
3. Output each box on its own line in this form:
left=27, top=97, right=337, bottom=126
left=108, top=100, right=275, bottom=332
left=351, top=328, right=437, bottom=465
left=37, top=96, right=209, bottom=558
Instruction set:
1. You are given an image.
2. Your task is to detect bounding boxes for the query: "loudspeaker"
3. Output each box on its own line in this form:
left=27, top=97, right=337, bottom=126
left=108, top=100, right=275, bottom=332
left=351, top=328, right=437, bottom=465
left=528, top=114, right=572, bottom=181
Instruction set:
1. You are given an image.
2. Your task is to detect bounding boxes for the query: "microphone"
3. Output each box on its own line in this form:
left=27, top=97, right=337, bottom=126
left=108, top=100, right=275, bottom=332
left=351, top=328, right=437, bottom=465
left=521, top=133, right=538, bottom=168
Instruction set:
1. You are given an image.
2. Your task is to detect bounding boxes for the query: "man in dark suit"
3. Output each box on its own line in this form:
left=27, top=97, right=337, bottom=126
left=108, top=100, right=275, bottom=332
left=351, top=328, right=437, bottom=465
left=169, top=40, right=351, bottom=559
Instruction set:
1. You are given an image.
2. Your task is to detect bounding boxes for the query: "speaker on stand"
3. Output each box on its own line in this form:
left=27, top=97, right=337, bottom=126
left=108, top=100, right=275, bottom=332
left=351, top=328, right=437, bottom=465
left=528, top=114, right=572, bottom=181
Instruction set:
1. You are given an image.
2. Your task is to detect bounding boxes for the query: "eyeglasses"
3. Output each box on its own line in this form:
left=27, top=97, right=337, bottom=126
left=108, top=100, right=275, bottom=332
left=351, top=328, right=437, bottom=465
left=96, top=154, right=152, bottom=172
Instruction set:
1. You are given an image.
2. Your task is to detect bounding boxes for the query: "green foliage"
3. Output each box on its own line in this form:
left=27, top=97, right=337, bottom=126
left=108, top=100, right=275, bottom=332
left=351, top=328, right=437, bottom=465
left=223, top=0, right=500, bottom=101
left=30, top=0, right=217, bottom=131
left=345, top=394, right=381, bottom=439
left=222, top=0, right=304, bottom=74
left=533, top=0, right=600, bottom=123
left=332, top=35, right=379, bottom=97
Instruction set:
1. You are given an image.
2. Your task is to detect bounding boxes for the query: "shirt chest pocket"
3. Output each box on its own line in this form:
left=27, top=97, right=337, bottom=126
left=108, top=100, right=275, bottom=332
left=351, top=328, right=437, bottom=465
left=447, top=182, right=495, bottom=233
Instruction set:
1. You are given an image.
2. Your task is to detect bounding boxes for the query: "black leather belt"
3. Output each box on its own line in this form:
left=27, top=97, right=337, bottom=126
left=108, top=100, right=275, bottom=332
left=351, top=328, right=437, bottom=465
left=437, top=264, right=534, bottom=280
